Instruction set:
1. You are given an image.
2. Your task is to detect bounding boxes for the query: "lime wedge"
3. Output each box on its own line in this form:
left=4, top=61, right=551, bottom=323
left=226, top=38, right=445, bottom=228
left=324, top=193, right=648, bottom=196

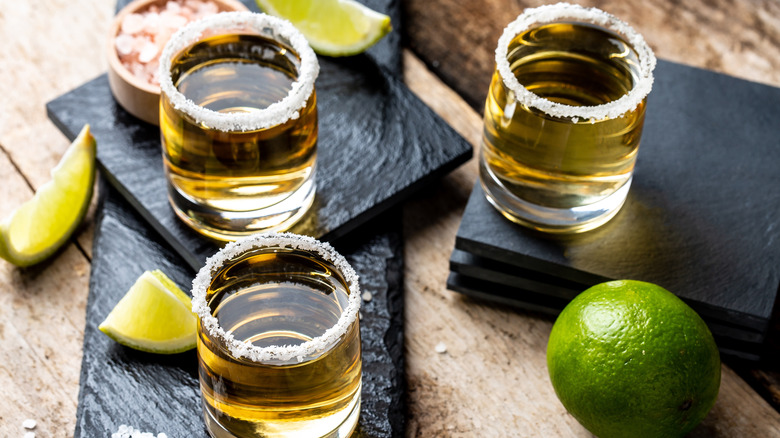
left=0, top=125, right=96, bottom=267
left=99, top=270, right=197, bottom=354
left=256, top=0, right=392, bottom=56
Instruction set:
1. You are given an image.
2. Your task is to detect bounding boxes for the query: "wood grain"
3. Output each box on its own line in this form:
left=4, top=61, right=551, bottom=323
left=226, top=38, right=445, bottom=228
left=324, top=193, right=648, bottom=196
left=1, top=0, right=780, bottom=436
left=0, top=150, right=90, bottom=437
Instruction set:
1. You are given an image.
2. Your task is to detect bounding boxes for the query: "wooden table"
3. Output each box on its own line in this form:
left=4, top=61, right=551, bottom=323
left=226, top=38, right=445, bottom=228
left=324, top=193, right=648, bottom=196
left=1, top=0, right=779, bottom=436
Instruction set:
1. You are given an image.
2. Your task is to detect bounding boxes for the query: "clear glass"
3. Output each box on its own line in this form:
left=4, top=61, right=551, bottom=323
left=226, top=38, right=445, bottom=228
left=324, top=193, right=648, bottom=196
left=480, top=4, right=656, bottom=233
left=158, top=12, right=320, bottom=241
left=192, top=233, right=362, bottom=438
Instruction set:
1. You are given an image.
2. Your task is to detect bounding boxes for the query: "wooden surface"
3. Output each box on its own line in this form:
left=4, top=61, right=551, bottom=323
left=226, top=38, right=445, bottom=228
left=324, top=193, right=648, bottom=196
left=1, top=0, right=779, bottom=436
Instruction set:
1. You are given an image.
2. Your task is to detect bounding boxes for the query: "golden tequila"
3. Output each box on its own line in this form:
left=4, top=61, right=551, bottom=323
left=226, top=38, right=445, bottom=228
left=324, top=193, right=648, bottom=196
left=159, top=13, right=319, bottom=240
left=192, top=234, right=362, bottom=438
left=480, top=4, right=656, bottom=233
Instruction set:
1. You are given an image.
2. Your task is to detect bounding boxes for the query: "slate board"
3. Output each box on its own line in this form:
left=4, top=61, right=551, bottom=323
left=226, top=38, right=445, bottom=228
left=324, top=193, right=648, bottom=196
left=76, top=180, right=406, bottom=437
left=447, top=60, right=780, bottom=359
left=47, top=0, right=472, bottom=271
left=72, top=1, right=408, bottom=436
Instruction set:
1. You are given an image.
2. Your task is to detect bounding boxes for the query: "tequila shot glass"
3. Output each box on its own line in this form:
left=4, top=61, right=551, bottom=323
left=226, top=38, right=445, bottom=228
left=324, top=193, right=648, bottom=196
left=159, top=12, right=319, bottom=241
left=480, top=3, right=656, bottom=233
left=192, top=233, right=362, bottom=438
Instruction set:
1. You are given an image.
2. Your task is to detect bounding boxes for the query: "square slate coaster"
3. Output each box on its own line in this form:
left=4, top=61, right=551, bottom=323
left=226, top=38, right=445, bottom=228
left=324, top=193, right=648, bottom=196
left=446, top=271, right=764, bottom=361
left=449, top=60, right=780, bottom=338
left=77, top=181, right=406, bottom=437
left=47, top=0, right=472, bottom=271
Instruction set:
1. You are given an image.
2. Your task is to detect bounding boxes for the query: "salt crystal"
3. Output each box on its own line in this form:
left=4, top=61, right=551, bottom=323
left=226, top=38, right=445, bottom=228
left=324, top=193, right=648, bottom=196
left=116, top=0, right=224, bottom=86
left=160, top=10, right=188, bottom=29
left=138, top=41, right=159, bottom=63
left=132, top=36, right=148, bottom=53
left=23, top=419, right=37, bottom=429
left=24, top=432, right=35, bottom=438
left=115, top=33, right=135, bottom=55
left=111, top=424, right=166, bottom=438
left=361, top=291, right=372, bottom=302
left=165, top=0, right=181, bottom=14
left=131, top=62, right=145, bottom=78
left=142, top=12, right=161, bottom=33
left=200, top=1, right=218, bottom=15
left=121, top=13, right=144, bottom=34
left=435, top=342, right=447, bottom=354
left=155, top=28, right=175, bottom=50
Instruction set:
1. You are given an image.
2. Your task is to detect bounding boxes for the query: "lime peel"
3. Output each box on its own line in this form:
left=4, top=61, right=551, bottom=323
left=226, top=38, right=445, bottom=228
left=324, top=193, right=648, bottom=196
left=99, top=270, right=197, bottom=354
left=547, top=280, right=720, bottom=438
left=0, top=124, right=96, bottom=267
left=255, top=0, right=392, bottom=56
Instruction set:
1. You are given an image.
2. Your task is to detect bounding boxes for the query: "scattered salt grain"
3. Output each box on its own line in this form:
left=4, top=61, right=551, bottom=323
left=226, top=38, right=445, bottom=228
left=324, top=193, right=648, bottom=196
left=24, top=432, right=35, bottom=438
left=435, top=342, right=447, bottom=354
left=361, top=291, right=373, bottom=302
left=111, top=424, right=168, bottom=438
left=22, top=419, right=37, bottom=429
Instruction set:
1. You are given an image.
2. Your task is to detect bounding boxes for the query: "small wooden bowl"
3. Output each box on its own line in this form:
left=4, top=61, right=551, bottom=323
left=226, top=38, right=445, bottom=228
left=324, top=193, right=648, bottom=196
left=107, top=0, right=248, bottom=125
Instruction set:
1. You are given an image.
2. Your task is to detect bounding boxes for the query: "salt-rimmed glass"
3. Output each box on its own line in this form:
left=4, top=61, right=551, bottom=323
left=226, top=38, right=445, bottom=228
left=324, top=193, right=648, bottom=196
left=159, top=12, right=320, bottom=241
left=479, top=3, right=657, bottom=233
left=192, top=232, right=362, bottom=438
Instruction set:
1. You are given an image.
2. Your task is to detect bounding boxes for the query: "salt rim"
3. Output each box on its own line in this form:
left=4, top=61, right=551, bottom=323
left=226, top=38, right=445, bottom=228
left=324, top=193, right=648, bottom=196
left=191, top=232, right=361, bottom=363
left=496, top=2, right=657, bottom=121
left=158, top=11, right=319, bottom=132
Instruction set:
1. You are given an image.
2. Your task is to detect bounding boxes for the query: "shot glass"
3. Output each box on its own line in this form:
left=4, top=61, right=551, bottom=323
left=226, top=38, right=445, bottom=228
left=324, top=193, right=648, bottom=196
left=159, top=12, right=320, bottom=241
left=191, top=233, right=362, bottom=438
left=479, top=3, right=656, bottom=233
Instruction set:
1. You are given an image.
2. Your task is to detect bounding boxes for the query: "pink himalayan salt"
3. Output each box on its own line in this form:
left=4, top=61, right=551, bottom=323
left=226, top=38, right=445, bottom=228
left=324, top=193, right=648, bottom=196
left=115, top=0, right=222, bottom=86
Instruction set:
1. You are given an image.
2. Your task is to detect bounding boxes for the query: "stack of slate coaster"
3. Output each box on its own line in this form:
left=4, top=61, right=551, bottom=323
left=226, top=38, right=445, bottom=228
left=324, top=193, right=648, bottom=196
left=448, top=60, right=780, bottom=361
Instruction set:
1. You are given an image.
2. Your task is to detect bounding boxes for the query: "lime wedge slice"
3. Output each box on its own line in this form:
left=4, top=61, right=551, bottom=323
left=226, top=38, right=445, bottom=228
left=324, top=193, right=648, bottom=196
left=256, top=0, right=392, bottom=56
left=0, top=125, right=96, bottom=267
left=99, top=270, right=197, bottom=354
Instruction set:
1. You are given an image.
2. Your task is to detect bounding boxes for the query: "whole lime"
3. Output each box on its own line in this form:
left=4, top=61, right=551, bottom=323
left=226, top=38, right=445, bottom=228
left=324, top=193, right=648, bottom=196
left=547, top=280, right=720, bottom=438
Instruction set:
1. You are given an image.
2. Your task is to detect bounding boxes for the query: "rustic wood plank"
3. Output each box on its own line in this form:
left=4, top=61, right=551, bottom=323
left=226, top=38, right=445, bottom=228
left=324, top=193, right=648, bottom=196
left=0, top=147, right=90, bottom=437
left=401, top=50, right=780, bottom=436
left=2, top=0, right=780, bottom=436
left=0, top=0, right=113, bottom=258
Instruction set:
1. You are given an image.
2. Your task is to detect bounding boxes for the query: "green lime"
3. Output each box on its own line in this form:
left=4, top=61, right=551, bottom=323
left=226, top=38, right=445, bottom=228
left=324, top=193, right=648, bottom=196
left=255, top=0, right=392, bottom=56
left=0, top=125, right=96, bottom=267
left=99, top=270, right=197, bottom=354
left=547, top=280, right=720, bottom=438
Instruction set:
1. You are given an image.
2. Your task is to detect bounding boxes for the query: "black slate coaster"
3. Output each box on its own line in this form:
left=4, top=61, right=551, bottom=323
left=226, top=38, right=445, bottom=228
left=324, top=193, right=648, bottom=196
left=47, top=0, right=471, bottom=271
left=446, top=272, right=764, bottom=361
left=450, top=60, right=780, bottom=336
left=77, top=180, right=405, bottom=437
left=448, top=250, right=765, bottom=343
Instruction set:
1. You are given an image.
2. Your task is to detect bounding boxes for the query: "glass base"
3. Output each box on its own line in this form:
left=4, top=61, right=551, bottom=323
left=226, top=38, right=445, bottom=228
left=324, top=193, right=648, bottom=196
left=202, top=390, right=360, bottom=438
left=480, top=162, right=631, bottom=234
left=167, top=177, right=315, bottom=242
